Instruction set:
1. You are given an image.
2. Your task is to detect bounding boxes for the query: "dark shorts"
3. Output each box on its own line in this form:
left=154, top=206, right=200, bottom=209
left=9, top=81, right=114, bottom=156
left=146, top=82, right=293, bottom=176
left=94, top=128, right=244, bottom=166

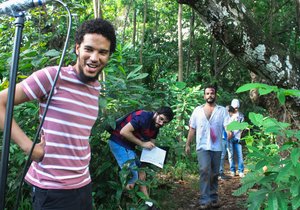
left=31, top=183, right=92, bottom=210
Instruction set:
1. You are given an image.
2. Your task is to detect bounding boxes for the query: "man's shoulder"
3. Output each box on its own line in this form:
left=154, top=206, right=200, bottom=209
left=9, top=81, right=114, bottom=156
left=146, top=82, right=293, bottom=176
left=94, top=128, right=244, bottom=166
left=35, top=66, right=70, bottom=79
left=136, top=110, right=153, bottom=119
left=216, top=104, right=226, bottom=109
left=129, top=110, right=152, bottom=119
left=194, top=104, right=205, bottom=110
left=213, top=105, right=226, bottom=114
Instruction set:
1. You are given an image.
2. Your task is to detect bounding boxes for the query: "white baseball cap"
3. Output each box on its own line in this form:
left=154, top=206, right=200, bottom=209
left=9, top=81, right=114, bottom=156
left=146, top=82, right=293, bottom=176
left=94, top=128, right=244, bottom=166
left=231, top=99, right=240, bottom=108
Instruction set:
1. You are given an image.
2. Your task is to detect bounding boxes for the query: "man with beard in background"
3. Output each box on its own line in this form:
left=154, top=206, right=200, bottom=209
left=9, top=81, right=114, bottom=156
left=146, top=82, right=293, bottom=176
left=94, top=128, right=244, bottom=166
left=185, top=85, right=229, bottom=209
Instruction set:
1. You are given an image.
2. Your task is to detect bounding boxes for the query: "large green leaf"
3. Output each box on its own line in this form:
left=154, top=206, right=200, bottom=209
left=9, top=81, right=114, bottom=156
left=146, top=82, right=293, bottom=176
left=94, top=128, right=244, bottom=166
left=126, top=65, right=143, bottom=79
left=175, top=81, right=187, bottom=90
left=248, top=189, right=268, bottom=210
left=290, top=182, right=300, bottom=197
left=248, top=112, right=264, bottom=127
left=283, top=89, right=300, bottom=97
left=226, top=121, right=249, bottom=131
left=276, top=89, right=286, bottom=105
left=291, top=148, right=300, bottom=167
left=267, top=192, right=279, bottom=210
left=45, top=49, right=61, bottom=57
left=292, top=195, right=300, bottom=210
left=236, top=83, right=268, bottom=93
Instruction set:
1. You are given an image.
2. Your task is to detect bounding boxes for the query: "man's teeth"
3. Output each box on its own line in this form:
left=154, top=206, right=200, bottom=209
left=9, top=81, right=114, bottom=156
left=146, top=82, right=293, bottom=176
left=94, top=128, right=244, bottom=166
left=87, top=64, right=97, bottom=68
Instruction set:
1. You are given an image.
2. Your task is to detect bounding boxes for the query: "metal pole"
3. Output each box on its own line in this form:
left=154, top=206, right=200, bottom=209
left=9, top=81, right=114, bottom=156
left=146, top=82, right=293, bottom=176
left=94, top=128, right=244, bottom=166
left=0, top=13, right=25, bottom=210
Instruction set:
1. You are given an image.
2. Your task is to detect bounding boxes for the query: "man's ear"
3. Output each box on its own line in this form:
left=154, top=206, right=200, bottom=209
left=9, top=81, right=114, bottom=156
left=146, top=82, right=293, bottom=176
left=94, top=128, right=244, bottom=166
left=75, top=44, right=80, bottom=55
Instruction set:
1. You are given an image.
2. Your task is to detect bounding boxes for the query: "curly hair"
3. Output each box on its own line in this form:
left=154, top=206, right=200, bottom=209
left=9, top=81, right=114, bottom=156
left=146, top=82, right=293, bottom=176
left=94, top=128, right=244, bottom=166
left=204, top=84, right=218, bottom=94
left=75, top=18, right=116, bottom=54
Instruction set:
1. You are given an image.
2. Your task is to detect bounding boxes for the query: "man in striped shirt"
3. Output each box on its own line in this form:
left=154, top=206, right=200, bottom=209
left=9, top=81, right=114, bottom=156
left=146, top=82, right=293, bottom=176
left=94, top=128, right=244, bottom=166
left=0, top=18, right=116, bottom=210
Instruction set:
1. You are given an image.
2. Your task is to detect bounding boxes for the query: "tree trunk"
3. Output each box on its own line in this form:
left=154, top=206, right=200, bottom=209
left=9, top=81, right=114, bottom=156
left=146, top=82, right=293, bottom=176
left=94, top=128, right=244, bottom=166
left=177, top=0, right=300, bottom=89
left=93, top=0, right=102, bottom=19
left=186, top=9, right=195, bottom=78
left=122, top=0, right=134, bottom=43
left=177, top=3, right=184, bottom=142
left=177, top=0, right=300, bottom=125
left=178, top=3, right=183, bottom=82
left=139, top=0, right=147, bottom=64
left=132, top=7, right=137, bottom=49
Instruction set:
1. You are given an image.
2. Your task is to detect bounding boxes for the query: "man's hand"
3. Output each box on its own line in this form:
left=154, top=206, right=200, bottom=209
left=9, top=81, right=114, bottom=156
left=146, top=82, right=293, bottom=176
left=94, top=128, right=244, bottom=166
left=31, top=136, right=46, bottom=162
left=141, top=141, right=155, bottom=149
left=185, top=144, right=191, bottom=155
left=185, top=127, right=195, bottom=155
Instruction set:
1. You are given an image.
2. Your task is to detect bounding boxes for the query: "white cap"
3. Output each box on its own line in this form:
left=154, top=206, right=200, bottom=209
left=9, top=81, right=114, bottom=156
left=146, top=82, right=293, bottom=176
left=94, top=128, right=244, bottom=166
left=231, top=99, right=240, bottom=108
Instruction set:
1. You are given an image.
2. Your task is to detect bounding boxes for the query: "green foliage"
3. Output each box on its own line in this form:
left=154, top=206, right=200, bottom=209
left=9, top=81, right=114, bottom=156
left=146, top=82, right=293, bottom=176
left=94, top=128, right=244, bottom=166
left=2, top=101, right=39, bottom=209
left=1, top=0, right=298, bottom=208
left=232, top=84, right=300, bottom=210
left=237, top=83, right=300, bottom=105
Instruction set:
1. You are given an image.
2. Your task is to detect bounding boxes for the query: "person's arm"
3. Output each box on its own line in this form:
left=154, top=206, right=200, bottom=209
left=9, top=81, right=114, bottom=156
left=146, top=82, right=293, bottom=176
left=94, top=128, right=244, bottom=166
left=120, top=122, right=155, bottom=149
left=0, top=83, right=45, bottom=162
left=185, top=127, right=196, bottom=155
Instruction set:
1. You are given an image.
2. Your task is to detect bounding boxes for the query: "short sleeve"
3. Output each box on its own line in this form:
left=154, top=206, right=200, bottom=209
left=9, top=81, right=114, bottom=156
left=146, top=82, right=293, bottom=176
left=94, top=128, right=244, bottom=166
left=129, top=110, right=146, bottom=130
left=21, top=67, right=58, bottom=100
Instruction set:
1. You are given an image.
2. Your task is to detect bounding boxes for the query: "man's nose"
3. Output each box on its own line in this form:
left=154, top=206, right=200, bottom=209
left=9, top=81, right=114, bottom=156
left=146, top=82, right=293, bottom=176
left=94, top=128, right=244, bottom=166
left=90, top=52, right=100, bottom=62
left=159, top=121, right=165, bottom=126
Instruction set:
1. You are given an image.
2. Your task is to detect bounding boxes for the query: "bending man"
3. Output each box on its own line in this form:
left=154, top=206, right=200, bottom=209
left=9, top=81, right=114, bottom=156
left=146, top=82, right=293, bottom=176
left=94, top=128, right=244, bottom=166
left=108, top=107, right=174, bottom=208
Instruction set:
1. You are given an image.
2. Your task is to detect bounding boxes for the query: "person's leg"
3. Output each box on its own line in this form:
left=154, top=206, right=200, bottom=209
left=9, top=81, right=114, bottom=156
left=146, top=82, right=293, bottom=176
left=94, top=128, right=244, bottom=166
left=197, top=149, right=211, bottom=206
left=227, top=140, right=235, bottom=175
left=219, top=139, right=226, bottom=174
left=78, top=183, right=93, bottom=210
left=138, top=165, right=156, bottom=208
left=32, top=183, right=92, bottom=210
left=210, top=151, right=222, bottom=203
left=108, top=140, right=138, bottom=187
left=235, top=143, right=244, bottom=174
left=138, top=170, right=149, bottom=197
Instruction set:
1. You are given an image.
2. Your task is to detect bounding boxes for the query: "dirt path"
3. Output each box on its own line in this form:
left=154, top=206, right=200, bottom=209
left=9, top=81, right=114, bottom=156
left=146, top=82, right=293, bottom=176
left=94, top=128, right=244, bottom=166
left=158, top=162, right=247, bottom=209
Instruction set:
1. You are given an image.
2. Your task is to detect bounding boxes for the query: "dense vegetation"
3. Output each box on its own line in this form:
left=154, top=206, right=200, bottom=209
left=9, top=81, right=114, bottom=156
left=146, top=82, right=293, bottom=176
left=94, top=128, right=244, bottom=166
left=0, top=0, right=299, bottom=209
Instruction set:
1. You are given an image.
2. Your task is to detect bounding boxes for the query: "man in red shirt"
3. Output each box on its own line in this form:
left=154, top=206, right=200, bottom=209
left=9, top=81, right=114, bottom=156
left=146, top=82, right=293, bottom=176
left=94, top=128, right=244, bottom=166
left=109, top=107, right=174, bottom=209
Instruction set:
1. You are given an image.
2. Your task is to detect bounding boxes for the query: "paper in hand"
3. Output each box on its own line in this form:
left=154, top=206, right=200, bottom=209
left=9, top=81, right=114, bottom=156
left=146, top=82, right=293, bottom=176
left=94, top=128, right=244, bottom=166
left=140, top=146, right=166, bottom=168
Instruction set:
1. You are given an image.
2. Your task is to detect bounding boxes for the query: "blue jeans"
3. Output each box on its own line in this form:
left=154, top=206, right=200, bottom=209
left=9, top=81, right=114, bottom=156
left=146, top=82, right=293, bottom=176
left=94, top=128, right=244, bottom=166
left=108, top=140, right=140, bottom=184
left=197, top=149, right=222, bottom=205
left=228, top=138, right=244, bottom=173
left=219, top=139, right=232, bottom=174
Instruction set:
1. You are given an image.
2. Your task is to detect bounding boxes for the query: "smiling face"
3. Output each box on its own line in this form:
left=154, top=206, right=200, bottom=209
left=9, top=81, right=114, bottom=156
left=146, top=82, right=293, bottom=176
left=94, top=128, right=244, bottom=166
left=74, top=33, right=111, bottom=83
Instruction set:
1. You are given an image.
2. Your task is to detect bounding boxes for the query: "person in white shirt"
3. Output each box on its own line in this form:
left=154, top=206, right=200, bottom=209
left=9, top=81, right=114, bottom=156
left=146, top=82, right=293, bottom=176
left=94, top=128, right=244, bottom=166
left=228, top=99, right=245, bottom=178
left=185, top=85, right=229, bottom=209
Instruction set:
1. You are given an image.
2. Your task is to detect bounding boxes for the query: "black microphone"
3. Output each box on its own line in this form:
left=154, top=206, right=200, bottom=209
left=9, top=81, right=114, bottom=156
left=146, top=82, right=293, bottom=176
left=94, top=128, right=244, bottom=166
left=0, top=0, right=48, bottom=16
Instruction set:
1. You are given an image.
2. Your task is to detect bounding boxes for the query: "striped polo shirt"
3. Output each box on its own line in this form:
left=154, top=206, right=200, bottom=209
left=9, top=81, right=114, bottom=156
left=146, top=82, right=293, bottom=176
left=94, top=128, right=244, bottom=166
left=21, top=66, right=100, bottom=189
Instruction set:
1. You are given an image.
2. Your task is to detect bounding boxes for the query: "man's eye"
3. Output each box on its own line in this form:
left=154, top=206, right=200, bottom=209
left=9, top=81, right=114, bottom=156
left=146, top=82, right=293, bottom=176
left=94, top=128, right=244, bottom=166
left=99, top=50, right=109, bottom=55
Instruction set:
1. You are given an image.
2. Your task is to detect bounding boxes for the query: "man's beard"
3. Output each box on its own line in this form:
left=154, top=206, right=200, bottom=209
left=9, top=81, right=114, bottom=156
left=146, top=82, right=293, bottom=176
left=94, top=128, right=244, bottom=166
left=152, top=115, right=161, bottom=128
left=76, top=54, right=102, bottom=83
left=77, top=67, right=100, bottom=83
left=206, top=97, right=215, bottom=104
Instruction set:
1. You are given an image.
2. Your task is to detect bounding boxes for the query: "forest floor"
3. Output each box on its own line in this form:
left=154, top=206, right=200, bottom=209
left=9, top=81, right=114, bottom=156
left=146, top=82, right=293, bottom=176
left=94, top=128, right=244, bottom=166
left=156, top=161, right=248, bottom=210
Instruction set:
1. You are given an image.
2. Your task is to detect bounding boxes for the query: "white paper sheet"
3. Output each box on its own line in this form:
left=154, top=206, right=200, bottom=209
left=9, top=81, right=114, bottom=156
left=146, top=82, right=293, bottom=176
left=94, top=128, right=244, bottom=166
left=140, top=146, right=166, bottom=168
